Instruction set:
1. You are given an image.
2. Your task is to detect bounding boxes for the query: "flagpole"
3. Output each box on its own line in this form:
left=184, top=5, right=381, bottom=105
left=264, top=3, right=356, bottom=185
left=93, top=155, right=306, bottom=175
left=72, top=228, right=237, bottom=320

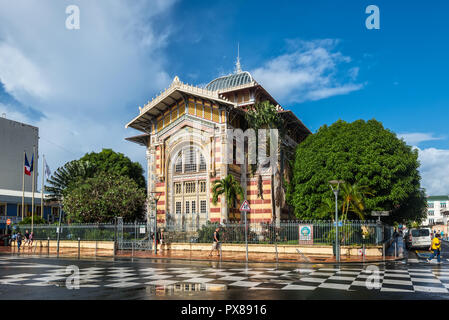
left=22, top=151, right=25, bottom=220
left=31, top=146, right=35, bottom=233
left=41, top=154, right=44, bottom=219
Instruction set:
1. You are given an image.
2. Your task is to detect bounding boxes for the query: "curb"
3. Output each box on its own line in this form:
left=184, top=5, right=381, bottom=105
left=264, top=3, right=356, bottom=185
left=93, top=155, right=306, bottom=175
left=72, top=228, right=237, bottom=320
left=114, top=253, right=405, bottom=265
left=0, top=251, right=405, bottom=265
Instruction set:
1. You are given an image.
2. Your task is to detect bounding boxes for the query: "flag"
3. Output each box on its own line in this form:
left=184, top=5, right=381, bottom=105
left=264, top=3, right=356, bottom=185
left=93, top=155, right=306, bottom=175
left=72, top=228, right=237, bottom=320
left=24, top=154, right=31, bottom=176
left=30, top=154, right=34, bottom=173
left=44, top=158, right=51, bottom=180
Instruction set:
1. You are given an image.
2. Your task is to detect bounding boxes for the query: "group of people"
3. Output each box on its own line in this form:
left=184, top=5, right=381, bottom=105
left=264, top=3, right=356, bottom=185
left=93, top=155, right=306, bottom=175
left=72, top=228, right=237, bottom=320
left=11, top=230, right=34, bottom=251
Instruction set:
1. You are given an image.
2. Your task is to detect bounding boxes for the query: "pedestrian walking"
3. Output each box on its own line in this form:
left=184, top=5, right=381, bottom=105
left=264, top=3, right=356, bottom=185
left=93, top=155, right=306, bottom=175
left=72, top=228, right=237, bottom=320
left=16, top=232, right=22, bottom=252
left=24, top=230, right=30, bottom=246
left=441, top=230, right=445, bottom=240
left=208, top=227, right=221, bottom=257
left=159, top=228, right=165, bottom=251
left=28, top=232, right=34, bottom=247
left=427, top=233, right=442, bottom=263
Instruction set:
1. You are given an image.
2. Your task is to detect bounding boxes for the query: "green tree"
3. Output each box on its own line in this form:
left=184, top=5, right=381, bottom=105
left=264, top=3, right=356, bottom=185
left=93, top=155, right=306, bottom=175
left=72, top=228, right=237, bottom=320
left=46, top=149, right=146, bottom=201
left=212, top=174, right=245, bottom=220
left=18, top=215, right=47, bottom=225
left=63, top=173, right=146, bottom=223
left=287, top=119, right=427, bottom=223
left=80, top=149, right=145, bottom=189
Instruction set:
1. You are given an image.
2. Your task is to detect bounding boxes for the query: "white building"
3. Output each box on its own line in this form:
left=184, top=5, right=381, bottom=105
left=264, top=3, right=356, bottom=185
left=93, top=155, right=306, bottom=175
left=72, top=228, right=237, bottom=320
left=425, top=195, right=449, bottom=232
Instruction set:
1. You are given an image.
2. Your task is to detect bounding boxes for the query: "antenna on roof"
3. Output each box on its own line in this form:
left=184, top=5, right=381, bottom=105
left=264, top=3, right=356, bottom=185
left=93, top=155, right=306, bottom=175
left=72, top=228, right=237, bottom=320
left=235, top=43, right=242, bottom=73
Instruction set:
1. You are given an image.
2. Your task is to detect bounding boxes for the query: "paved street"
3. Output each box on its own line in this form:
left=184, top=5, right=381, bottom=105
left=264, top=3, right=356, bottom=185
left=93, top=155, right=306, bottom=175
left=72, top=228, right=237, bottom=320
left=2, top=240, right=449, bottom=300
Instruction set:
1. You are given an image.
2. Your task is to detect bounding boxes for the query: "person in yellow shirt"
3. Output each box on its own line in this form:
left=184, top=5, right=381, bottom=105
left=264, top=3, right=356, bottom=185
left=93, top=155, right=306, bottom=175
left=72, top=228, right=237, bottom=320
left=427, top=233, right=441, bottom=263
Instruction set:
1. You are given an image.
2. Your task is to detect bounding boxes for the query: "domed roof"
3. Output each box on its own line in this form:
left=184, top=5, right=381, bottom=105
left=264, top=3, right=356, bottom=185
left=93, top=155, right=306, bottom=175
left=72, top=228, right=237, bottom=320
left=205, top=71, right=254, bottom=91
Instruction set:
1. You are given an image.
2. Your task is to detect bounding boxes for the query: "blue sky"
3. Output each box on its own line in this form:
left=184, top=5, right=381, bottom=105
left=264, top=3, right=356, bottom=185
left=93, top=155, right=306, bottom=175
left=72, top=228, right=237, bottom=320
left=0, top=0, right=448, bottom=195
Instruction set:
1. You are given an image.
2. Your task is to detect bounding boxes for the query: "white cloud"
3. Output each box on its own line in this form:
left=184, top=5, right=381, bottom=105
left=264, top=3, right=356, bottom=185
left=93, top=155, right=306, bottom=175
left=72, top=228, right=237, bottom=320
left=398, top=132, right=444, bottom=146
left=251, top=39, right=363, bottom=103
left=0, top=103, right=29, bottom=124
left=0, top=0, right=177, bottom=187
left=416, top=147, right=449, bottom=195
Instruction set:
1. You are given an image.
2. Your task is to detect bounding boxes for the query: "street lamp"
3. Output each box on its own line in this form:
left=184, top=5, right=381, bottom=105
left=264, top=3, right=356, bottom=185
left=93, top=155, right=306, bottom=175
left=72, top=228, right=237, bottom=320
left=329, top=180, right=345, bottom=263
left=148, top=192, right=161, bottom=254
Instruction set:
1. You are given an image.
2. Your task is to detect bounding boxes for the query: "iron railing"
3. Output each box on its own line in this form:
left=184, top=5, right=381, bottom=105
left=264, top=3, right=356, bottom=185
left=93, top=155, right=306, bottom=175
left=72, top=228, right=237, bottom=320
left=15, top=220, right=393, bottom=247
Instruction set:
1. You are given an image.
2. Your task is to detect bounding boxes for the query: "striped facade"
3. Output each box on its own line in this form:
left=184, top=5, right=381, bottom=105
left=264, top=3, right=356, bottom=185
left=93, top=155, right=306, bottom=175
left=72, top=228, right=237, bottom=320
left=126, top=72, right=310, bottom=227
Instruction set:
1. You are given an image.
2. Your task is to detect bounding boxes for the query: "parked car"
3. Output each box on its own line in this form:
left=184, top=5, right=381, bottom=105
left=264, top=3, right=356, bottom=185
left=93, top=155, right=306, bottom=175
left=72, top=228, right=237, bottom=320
left=405, top=228, right=431, bottom=250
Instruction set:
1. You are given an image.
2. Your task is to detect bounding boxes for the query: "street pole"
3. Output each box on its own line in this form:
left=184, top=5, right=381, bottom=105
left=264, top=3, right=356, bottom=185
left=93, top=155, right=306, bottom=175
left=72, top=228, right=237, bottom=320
left=56, top=202, right=62, bottom=258
left=31, top=146, right=36, bottom=234
left=154, top=198, right=158, bottom=255
left=244, top=210, right=248, bottom=263
left=329, top=180, right=344, bottom=264
left=334, top=189, right=340, bottom=263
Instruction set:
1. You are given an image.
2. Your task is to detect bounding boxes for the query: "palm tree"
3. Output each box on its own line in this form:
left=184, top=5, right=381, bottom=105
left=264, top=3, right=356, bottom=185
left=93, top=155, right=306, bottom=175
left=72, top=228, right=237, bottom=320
left=45, top=160, right=96, bottom=201
left=316, top=197, right=341, bottom=220
left=340, top=182, right=374, bottom=220
left=212, top=174, right=245, bottom=221
left=245, top=101, right=287, bottom=224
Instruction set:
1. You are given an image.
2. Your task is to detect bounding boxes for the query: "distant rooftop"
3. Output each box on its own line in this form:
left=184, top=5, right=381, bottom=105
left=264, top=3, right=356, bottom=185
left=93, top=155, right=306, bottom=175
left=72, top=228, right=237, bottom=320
left=427, top=195, right=449, bottom=201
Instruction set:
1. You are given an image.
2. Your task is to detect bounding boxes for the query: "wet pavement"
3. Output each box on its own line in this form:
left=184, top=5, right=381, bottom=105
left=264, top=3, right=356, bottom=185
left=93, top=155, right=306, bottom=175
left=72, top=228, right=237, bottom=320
left=1, top=238, right=449, bottom=300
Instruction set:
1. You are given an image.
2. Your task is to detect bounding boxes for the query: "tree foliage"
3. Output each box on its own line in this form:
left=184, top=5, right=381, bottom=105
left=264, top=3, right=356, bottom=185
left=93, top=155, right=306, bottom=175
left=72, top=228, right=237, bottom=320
left=63, top=173, right=146, bottom=223
left=80, top=149, right=145, bottom=189
left=18, top=215, right=47, bottom=225
left=286, top=119, right=427, bottom=223
left=46, top=149, right=145, bottom=202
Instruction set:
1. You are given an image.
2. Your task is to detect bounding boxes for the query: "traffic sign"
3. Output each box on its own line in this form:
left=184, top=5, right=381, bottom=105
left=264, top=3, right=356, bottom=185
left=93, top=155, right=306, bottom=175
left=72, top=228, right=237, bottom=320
left=371, top=211, right=389, bottom=217
left=6, top=219, right=11, bottom=225
left=240, top=200, right=251, bottom=212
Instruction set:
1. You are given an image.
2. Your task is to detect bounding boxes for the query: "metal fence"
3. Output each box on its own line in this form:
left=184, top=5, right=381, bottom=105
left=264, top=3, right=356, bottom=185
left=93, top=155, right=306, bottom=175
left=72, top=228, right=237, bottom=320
left=164, top=220, right=392, bottom=246
left=15, top=220, right=393, bottom=248
left=15, top=223, right=117, bottom=241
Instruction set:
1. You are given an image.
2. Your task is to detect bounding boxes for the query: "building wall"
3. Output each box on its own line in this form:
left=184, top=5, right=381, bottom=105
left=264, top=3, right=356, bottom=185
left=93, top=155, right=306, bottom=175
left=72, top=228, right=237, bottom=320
left=425, top=196, right=449, bottom=226
left=147, top=120, right=276, bottom=225
left=0, top=117, right=39, bottom=192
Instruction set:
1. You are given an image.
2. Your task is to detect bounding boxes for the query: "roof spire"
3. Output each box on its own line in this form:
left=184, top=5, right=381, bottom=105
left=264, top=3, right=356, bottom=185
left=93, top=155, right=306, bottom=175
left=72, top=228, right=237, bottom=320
left=235, top=43, right=242, bottom=73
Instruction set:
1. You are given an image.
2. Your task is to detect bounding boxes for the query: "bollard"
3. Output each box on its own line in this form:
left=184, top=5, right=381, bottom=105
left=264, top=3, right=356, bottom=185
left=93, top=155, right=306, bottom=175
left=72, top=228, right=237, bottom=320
left=275, top=242, right=279, bottom=264
left=78, top=237, right=80, bottom=259
left=47, top=237, right=50, bottom=255
left=132, top=241, right=134, bottom=257
left=382, top=243, right=385, bottom=261
left=362, top=244, right=365, bottom=263
left=395, top=241, right=397, bottom=258
left=95, top=240, right=98, bottom=257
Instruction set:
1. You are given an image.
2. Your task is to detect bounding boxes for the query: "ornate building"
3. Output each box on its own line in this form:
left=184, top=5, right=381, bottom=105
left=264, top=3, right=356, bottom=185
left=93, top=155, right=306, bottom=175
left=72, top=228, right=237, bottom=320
left=125, top=64, right=311, bottom=226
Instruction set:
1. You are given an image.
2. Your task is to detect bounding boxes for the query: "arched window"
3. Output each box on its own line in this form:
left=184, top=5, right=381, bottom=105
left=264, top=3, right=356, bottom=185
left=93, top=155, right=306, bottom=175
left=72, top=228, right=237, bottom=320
left=199, top=154, right=206, bottom=171
left=175, top=151, right=182, bottom=173
left=173, top=146, right=207, bottom=174
left=184, top=146, right=197, bottom=173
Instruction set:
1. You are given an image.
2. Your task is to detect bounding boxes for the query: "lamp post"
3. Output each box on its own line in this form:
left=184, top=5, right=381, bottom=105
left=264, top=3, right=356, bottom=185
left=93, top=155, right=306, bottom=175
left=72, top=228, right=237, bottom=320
left=329, top=180, right=345, bottom=263
left=149, top=192, right=161, bottom=254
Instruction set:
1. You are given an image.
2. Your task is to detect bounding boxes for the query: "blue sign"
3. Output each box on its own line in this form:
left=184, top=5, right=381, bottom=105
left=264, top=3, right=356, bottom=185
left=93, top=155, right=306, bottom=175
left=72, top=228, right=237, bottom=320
left=299, top=224, right=313, bottom=242
left=333, top=222, right=343, bottom=227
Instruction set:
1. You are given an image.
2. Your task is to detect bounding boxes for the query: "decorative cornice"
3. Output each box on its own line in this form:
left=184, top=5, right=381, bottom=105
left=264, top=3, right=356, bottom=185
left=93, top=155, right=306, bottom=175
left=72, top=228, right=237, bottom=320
left=140, top=76, right=233, bottom=116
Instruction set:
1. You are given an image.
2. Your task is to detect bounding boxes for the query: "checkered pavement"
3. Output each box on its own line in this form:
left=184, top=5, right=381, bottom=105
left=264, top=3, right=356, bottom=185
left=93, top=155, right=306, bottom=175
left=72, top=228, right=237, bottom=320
left=1, top=257, right=449, bottom=294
